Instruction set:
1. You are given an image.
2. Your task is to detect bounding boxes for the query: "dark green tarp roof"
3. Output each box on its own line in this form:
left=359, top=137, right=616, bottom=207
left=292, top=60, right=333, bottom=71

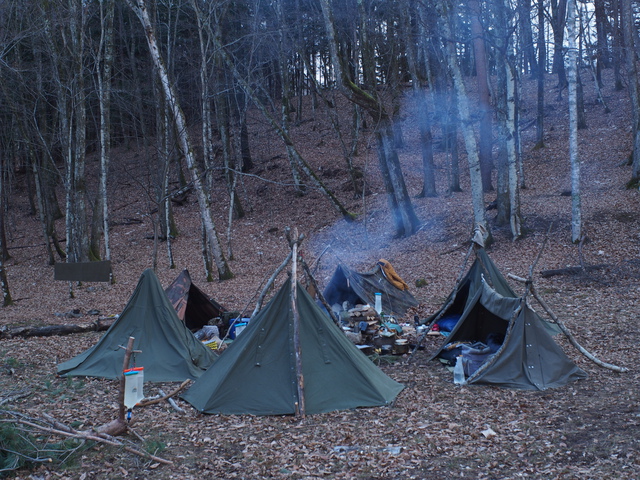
left=429, top=249, right=586, bottom=390
left=323, top=263, right=418, bottom=316
left=57, top=269, right=217, bottom=382
left=182, top=280, right=404, bottom=415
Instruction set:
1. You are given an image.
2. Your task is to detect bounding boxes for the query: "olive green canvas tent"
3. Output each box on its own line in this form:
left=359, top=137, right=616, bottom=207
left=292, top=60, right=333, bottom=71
left=428, top=249, right=586, bottom=390
left=165, top=269, right=227, bottom=331
left=182, top=280, right=404, bottom=415
left=323, top=263, right=418, bottom=317
left=57, top=269, right=217, bottom=382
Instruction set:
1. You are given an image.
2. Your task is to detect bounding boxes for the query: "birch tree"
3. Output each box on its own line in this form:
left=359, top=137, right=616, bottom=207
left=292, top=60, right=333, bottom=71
left=437, top=0, right=491, bottom=246
left=93, top=0, right=115, bottom=267
left=535, top=0, right=545, bottom=150
left=494, top=0, right=522, bottom=240
left=567, top=0, right=581, bottom=242
left=126, top=0, right=233, bottom=280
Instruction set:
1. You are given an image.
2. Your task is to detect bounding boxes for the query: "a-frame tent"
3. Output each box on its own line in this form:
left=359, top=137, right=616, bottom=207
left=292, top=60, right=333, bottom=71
left=165, top=269, right=227, bottom=331
left=428, top=249, right=587, bottom=390
left=182, top=280, right=404, bottom=415
left=57, top=269, right=217, bottom=382
left=323, top=262, right=418, bottom=317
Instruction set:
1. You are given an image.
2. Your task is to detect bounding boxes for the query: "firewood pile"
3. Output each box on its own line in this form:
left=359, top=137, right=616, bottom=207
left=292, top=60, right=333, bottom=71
left=339, top=304, right=414, bottom=355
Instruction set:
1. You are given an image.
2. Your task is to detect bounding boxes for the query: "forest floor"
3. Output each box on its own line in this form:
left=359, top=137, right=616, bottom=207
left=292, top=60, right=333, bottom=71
left=1, top=69, right=640, bottom=479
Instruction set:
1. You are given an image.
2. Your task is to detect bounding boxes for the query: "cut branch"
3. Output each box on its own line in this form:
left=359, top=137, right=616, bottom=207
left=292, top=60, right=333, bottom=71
left=137, top=380, right=190, bottom=407
left=507, top=273, right=627, bottom=372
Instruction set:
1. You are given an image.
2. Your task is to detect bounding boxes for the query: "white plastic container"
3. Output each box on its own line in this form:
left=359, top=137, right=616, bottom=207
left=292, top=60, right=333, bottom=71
left=374, top=293, right=383, bottom=316
left=123, top=367, right=145, bottom=409
left=453, top=356, right=466, bottom=385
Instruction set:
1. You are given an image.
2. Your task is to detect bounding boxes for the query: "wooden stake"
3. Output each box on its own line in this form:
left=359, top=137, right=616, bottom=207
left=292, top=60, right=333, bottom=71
left=299, top=254, right=340, bottom=326
left=508, top=273, right=627, bottom=373
left=290, top=227, right=306, bottom=419
left=119, top=337, right=136, bottom=422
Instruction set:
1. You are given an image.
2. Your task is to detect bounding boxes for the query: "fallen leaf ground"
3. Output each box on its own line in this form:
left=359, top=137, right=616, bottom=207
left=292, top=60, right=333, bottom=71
left=1, top=71, right=640, bottom=479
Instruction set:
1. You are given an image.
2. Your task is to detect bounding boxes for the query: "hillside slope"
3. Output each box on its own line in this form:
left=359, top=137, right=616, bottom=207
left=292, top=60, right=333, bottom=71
left=1, top=71, right=639, bottom=478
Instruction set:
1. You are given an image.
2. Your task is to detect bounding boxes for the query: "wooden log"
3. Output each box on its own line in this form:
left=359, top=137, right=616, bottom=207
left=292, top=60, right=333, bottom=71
left=540, top=264, right=608, bottom=278
left=0, top=317, right=116, bottom=339
left=158, top=389, right=185, bottom=413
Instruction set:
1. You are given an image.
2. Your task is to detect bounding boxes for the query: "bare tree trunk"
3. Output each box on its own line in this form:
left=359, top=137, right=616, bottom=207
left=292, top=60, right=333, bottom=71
left=611, top=0, right=625, bottom=91
left=518, top=0, right=538, bottom=75
left=126, top=0, right=233, bottom=280
left=621, top=0, right=640, bottom=187
left=0, top=153, right=12, bottom=307
left=567, top=0, right=582, bottom=242
left=593, top=0, right=609, bottom=86
left=438, top=0, right=491, bottom=245
left=551, top=0, right=568, bottom=93
left=506, top=61, right=522, bottom=240
left=534, top=0, right=545, bottom=150
left=319, top=0, right=420, bottom=237
left=404, top=2, right=436, bottom=198
left=69, top=0, right=89, bottom=264
left=96, top=0, right=115, bottom=268
left=469, top=0, right=493, bottom=192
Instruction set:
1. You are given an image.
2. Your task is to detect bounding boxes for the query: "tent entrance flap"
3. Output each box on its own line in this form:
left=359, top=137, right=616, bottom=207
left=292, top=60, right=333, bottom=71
left=428, top=249, right=587, bottom=391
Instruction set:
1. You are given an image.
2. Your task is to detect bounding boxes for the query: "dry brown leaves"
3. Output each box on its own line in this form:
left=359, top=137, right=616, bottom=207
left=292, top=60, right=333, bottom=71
left=1, top=71, right=640, bottom=479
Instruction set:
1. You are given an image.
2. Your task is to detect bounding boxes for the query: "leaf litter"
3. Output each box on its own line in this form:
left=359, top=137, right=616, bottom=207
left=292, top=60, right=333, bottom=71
left=0, top=71, right=639, bottom=478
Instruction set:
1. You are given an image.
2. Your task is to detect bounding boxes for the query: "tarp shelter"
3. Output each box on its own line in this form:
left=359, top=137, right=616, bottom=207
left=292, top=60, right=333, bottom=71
left=323, top=261, right=418, bottom=317
left=428, top=249, right=587, bottom=390
left=165, top=269, right=227, bottom=331
left=182, top=280, right=404, bottom=415
left=57, top=269, right=217, bottom=382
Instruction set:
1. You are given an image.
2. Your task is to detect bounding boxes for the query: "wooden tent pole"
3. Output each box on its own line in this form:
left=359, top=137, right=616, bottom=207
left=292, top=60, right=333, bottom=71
left=118, top=336, right=136, bottom=422
left=289, top=227, right=306, bottom=418
left=508, top=273, right=627, bottom=373
left=251, top=251, right=293, bottom=317
left=299, top=254, right=341, bottom=326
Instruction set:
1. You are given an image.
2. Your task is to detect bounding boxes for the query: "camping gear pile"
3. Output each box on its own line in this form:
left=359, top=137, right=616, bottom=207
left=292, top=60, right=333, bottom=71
left=335, top=303, right=414, bottom=355
left=323, top=260, right=418, bottom=355
left=323, top=260, right=418, bottom=318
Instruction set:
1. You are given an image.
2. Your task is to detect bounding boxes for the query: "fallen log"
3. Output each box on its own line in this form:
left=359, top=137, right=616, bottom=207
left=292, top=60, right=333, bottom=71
left=540, top=264, right=608, bottom=278
left=0, top=317, right=116, bottom=339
